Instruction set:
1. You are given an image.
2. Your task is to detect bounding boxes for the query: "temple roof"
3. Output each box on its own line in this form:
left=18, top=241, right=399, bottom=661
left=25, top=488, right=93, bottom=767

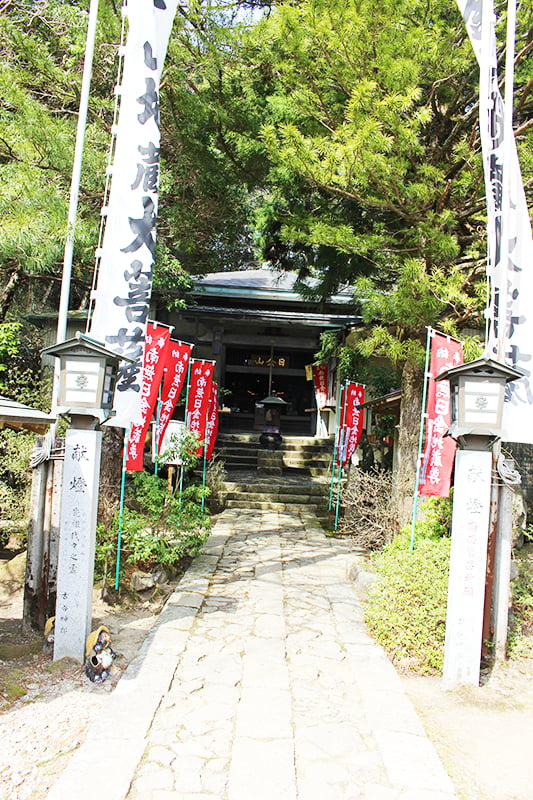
left=193, top=267, right=354, bottom=305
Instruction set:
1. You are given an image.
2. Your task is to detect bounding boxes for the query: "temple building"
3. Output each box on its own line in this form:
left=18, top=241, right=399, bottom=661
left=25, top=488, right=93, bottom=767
left=158, top=266, right=361, bottom=436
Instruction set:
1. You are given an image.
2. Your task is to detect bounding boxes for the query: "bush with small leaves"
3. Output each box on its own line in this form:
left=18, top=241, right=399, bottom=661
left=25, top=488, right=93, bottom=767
left=364, top=533, right=451, bottom=674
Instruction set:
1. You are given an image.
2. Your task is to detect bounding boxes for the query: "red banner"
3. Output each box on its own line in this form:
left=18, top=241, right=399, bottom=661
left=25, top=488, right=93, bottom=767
left=156, top=341, right=193, bottom=450
left=419, top=332, right=464, bottom=497
left=126, top=323, right=171, bottom=471
left=340, top=382, right=365, bottom=466
left=313, top=364, right=329, bottom=410
left=205, top=383, right=219, bottom=460
left=186, top=361, right=215, bottom=454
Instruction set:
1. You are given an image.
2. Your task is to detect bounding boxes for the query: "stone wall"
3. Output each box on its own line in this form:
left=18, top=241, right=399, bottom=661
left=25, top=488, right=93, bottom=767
left=505, top=442, right=533, bottom=523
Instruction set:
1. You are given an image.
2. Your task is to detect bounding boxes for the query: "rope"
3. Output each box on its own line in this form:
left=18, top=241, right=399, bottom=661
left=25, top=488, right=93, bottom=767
left=496, top=453, right=522, bottom=486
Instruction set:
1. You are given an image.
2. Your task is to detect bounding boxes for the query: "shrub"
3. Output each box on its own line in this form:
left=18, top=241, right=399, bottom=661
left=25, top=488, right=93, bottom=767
left=413, top=495, right=453, bottom=540
left=205, top=454, right=226, bottom=514
left=508, top=537, right=533, bottom=659
left=337, top=467, right=399, bottom=549
left=95, top=472, right=210, bottom=582
left=0, top=429, right=35, bottom=522
left=365, top=533, right=451, bottom=674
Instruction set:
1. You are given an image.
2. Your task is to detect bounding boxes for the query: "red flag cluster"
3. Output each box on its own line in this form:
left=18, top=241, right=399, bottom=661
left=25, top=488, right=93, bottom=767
left=124, top=323, right=219, bottom=471
left=419, top=332, right=464, bottom=497
left=157, top=341, right=192, bottom=451
left=186, top=361, right=215, bottom=456
left=336, top=382, right=365, bottom=467
left=126, top=323, right=171, bottom=471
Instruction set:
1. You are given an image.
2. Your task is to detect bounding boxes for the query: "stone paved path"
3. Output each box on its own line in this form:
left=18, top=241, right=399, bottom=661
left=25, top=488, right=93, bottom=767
left=48, top=509, right=456, bottom=800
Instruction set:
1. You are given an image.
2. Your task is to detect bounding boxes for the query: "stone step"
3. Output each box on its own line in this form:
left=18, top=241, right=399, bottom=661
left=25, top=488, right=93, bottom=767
left=226, top=499, right=319, bottom=512
left=225, top=491, right=325, bottom=505
left=282, top=456, right=330, bottom=467
left=224, top=483, right=329, bottom=498
left=217, top=434, right=324, bottom=444
left=217, top=443, right=331, bottom=455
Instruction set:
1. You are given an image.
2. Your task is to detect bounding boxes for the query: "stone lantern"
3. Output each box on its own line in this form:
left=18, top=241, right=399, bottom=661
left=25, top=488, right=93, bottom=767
left=435, top=356, right=522, bottom=687
left=436, top=356, right=522, bottom=446
left=42, top=332, right=123, bottom=662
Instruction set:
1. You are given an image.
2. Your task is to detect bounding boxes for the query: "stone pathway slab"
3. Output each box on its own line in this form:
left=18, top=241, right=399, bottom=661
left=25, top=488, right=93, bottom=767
left=48, top=509, right=456, bottom=800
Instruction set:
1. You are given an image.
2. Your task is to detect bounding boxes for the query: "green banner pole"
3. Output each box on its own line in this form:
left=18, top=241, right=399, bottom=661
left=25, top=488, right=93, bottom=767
left=334, top=422, right=347, bottom=531
left=115, top=426, right=129, bottom=590
left=201, top=401, right=209, bottom=512
left=178, top=358, right=193, bottom=528
left=154, top=384, right=162, bottom=477
left=329, top=382, right=345, bottom=510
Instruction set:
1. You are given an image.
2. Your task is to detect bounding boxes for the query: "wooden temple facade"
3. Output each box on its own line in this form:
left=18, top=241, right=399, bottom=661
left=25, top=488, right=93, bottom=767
left=159, top=267, right=361, bottom=437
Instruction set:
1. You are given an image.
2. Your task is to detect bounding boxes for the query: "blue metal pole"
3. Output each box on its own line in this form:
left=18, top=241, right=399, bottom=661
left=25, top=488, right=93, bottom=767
left=114, top=426, right=129, bottom=590
left=329, top=382, right=345, bottom=510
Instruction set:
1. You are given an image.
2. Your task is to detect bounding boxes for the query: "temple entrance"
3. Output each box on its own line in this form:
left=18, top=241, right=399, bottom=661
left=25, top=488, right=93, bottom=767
left=220, top=346, right=314, bottom=435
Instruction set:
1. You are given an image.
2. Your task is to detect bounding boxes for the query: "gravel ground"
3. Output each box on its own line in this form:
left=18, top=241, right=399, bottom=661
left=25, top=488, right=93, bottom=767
left=0, top=558, right=167, bottom=800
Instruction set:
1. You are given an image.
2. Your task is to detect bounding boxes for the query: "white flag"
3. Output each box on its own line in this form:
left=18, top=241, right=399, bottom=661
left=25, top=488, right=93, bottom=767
left=456, top=0, right=533, bottom=442
left=89, top=0, right=178, bottom=428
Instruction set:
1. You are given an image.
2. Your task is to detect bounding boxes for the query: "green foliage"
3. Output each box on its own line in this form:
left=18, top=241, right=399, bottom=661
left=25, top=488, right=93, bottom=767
left=410, top=495, right=453, bottom=541
left=0, top=428, right=34, bottom=522
left=205, top=454, right=227, bottom=514
left=365, top=533, right=451, bottom=673
left=316, top=329, right=400, bottom=397
left=507, top=543, right=533, bottom=660
left=159, top=426, right=203, bottom=472
left=0, top=321, right=50, bottom=407
left=0, top=1, right=114, bottom=313
left=152, top=246, right=193, bottom=311
left=95, top=472, right=210, bottom=580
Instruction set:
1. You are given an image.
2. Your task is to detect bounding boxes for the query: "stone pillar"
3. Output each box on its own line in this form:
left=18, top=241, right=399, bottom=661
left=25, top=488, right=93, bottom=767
left=492, top=464, right=515, bottom=663
left=23, top=448, right=63, bottom=632
left=443, top=449, right=492, bottom=687
left=53, top=427, right=102, bottom=663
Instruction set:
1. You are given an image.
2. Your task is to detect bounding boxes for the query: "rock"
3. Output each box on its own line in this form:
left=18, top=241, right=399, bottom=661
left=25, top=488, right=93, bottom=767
left=153, top=568, right=170, bottom=586
left=348, top=559, right=377, bottom=601
left=0, top=552, right=27, bottom=599
left=131, top=571, right=156, bottom=592
left=46, top=656, right=81, bottom=674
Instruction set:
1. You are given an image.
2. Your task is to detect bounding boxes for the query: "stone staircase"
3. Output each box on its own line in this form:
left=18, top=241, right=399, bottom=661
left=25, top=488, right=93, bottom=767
left=214, top=433, right=334, bottom=517
left=215, top=433, right=333, bottom=477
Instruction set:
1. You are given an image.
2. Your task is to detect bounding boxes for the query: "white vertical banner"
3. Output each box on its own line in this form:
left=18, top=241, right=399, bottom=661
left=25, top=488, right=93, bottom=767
left=443, top=449, right=492, bottom=687
left=456, top=0, right=533, bottom=443
left=89, top=0, right=178, bottom=428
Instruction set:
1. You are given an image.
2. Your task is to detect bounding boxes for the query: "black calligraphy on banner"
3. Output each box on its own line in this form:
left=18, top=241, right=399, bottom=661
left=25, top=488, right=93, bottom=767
left=131, top=142, right=160, bottom=192
left=137, top=78, right=160, bottom=126
left=143, top=41, right=158, bottom=70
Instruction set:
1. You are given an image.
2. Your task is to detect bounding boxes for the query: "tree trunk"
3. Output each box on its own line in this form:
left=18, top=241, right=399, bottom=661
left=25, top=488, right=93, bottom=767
left=0, top=267, right=22, bottom=322
left=393, top=359, right=424, bottom=528
left=98, top=427, right=126, bottom=528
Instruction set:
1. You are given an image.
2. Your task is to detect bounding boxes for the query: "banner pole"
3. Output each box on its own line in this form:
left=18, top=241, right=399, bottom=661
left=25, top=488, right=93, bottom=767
left=154, top=384, right=162, bottom=477
left=200, top=394, right=210, bottom=512
left=178, top=358, right=193, bottom=528
left=333, top=381, right=348, bottom=530
left=498, top=0, right=517, bottom=359
left=53, top=0, right=99, bottom=425
left=334, top=423, right=346, bottom=531
left=329, top=382, right=344, bottom=510
left=410, top=327, right=432, bottom=552
left=115, top=426, right=129, bottom=590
